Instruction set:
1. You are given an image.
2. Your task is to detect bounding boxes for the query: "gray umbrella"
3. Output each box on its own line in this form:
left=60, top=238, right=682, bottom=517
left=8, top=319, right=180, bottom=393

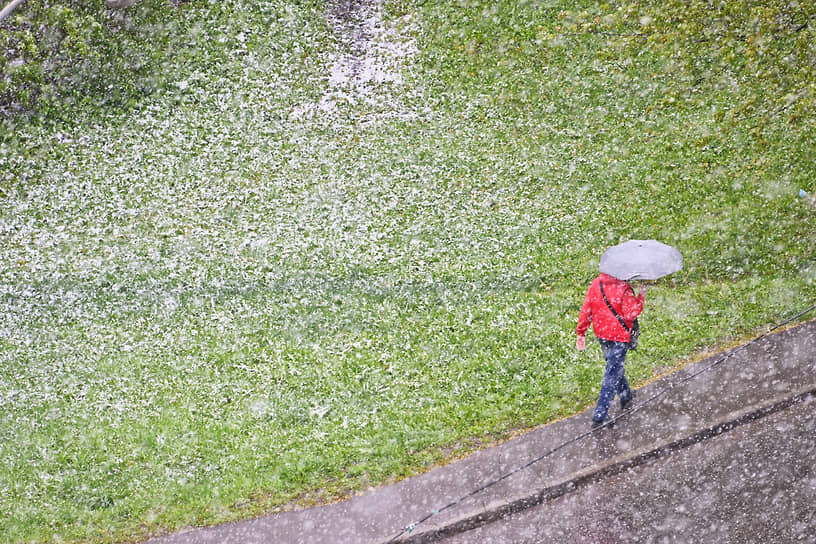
left=599, top=240, right=683, bottom=281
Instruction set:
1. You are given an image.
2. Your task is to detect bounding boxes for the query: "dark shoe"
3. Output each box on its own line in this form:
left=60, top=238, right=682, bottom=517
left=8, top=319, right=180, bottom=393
left=620, top=391, right=636, bottom=410
left=591, top=418, right=614, bottom=429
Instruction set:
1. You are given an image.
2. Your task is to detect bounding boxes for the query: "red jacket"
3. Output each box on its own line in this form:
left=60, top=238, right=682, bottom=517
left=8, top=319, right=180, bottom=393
left=576, top=273, right=644, bottom=342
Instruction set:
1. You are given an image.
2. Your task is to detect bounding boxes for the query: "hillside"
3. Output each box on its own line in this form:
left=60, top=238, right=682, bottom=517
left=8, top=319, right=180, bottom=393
left=1, top=1, right=814, bottom=542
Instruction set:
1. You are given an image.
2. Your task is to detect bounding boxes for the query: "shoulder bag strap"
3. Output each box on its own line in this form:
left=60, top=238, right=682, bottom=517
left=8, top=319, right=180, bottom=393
left=599, top=281, right=631, bottom=334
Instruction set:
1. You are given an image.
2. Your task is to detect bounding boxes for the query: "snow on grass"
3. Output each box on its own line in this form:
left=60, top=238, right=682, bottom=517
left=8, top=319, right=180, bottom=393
left=1, top=0, right=815, bottom=542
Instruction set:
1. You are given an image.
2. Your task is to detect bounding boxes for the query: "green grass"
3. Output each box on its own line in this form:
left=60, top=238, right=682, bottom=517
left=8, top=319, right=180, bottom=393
left=1, top=0, right=815, bottom=542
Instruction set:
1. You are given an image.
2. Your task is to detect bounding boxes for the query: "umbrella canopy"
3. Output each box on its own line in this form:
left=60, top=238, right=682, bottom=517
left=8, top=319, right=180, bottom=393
left=600, top=240, right=683, bottom=281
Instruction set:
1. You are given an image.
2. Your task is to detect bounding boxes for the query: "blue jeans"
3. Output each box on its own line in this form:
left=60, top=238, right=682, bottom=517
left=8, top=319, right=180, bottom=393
left=593, top=339, right=632, bottom=422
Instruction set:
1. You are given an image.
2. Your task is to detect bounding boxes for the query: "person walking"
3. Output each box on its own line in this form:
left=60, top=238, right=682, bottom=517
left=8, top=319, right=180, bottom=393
left=576, top=272, right=647, bottom=427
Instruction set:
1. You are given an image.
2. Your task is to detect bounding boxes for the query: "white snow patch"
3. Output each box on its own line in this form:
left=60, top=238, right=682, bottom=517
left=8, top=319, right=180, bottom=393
left=291, top=0, right=419, bottom=121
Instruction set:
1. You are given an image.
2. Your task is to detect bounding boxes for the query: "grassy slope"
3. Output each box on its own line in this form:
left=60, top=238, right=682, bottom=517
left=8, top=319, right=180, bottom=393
left=0, top=0, right=814, bottom=542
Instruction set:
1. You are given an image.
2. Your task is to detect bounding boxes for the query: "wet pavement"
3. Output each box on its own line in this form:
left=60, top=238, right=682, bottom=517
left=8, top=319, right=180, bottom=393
left=438, top=398, right=816, bottom=544
left=146, top=318, right=816, bottom=544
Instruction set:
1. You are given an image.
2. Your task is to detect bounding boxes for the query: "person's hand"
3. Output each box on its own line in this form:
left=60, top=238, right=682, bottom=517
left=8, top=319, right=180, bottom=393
left=638, top=284, right=648, bottom=297
left=576, top=335, right=586, bottom=352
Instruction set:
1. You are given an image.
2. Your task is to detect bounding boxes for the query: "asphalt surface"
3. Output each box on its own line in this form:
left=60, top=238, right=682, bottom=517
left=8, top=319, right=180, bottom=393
left=146, top=317, right=816, bottom=544
left=436, top=398, right=816, bottom=544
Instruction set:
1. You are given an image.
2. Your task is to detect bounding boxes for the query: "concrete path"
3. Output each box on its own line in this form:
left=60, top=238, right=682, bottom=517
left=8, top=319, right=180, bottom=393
left=437, top=398, right=816, bottom=543
left=147, top=318, right=816, bottom=544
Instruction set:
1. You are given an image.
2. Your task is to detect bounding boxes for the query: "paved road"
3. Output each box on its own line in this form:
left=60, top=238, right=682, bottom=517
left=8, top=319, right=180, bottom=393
left=147, top=317, right=816, bottom=544
left=437, top=398, right=816, bottom=543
